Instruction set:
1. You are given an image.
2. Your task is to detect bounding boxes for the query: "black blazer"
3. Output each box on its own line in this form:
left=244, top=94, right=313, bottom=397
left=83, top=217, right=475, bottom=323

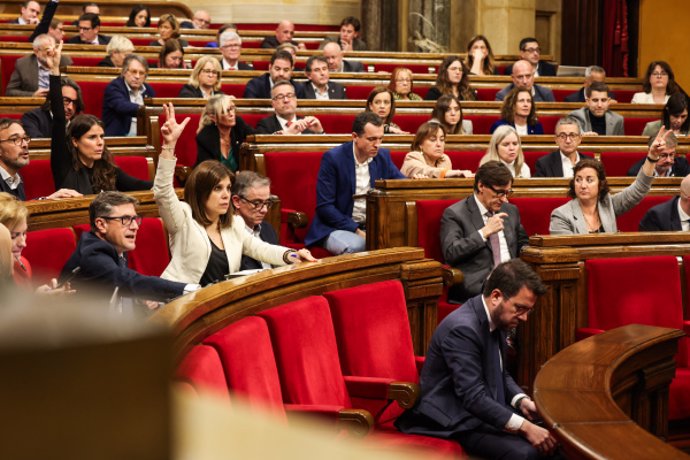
left=21, top=107, right=52, bottom=138
left=243, top=73, right=305, bottom=99
left=639, top=196, right=683, bottom=231
left=66, top=34, right=111, bottom=45
left=218, top=58, right=254, bottom=71
left=504, top=60, right=557, bottom=76
left=195, top=118, right=254, bottom=169
left=254, top=114, right=318, bottom=135
left=534, top=151, right=593, bottom=177
left=177, top=84, right=223, bottom=99
left=343, top=60, right=364, bottom=73
left=302, top=81, right=347, bottom=99
left=564, top=88, right=586, bottom=103
left=627, top=156, right=690, bottom=177
left=240, top=224, right=280, bottom=270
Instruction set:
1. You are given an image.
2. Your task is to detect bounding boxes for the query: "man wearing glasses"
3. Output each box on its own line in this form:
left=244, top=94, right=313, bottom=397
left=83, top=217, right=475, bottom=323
left=6, top=34, right=72, bottom=97
left=504, top=37, right=556, bottom=77
left=230, top=171, right=280, bottom=271
left=255, top=81, right=323, bottom=134
left=569, top=82, right=624, bottom=136
left=218, top=30, right=254, bottom=70
left=66, top=13, right=110, bottom=45
left=21, top=76, right=82, bottom=138
left=103, top=54, right=156, bottom=136
left=440, top=161, right=528, bottom=303
left=534, top=117, right=593, bottom=177
left=244, top=50, right=304, bottom=99
left=627, top=131, right=690, bottom=177
left=60, top=191, right=198, bottom=305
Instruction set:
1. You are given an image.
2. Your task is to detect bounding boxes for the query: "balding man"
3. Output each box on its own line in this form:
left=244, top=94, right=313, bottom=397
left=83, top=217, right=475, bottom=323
left=181, top=9, right=211, bottom=29
left=261, top=20, right=306, bottom=50
left=322, top=41, right=364, bottom=73
left=6, top=34, right=72, bottom=97
left=495, top=60, right=554, bottom=102
left=640, top=174, right=690, bottom=231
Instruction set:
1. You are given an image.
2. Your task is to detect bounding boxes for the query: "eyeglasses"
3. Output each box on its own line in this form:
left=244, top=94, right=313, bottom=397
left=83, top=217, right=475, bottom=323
left=99, top=215, right=143, bottom=226
left=652, top=72, right=668, bottom=78
left=272, top=93, right=296, bottom=102
left=239, top=196, right=274, bottom=210
left=522, top=47, right=541, bottom=53
left=221, top=43, right=240, bottom=49
left=556, top=133, right=580, bottom=140
left=78, top=26, right=93, bottom=31
left=0, top=135, right=31, bottom=146
left=200, top=69, right=219, bottom=75
left=62, top=97, right=78, bottom=106
left=487, top=185, right=513, bottom=198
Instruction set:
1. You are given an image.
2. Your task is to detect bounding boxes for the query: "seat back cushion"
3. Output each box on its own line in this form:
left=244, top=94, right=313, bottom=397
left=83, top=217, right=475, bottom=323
left=126, top=218, right=170, bottom=276
left=176, top=344, right=230, bottom=401
left=23, top=228, right=76, bottom=285
left=416, top=199, right=457, bottom=262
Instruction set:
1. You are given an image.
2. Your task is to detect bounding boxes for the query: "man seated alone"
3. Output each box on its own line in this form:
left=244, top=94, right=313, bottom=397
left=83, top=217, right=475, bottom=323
left=255, top=81, right=324, bottom=135
left=534, top=116, right=592, bottom=177
left=440, top=161, right=528, bottom=303
left=102, top=55, right=155, bottom=136
left=322, top=41, right=365, bottom=73
left=568, top=81, right=624, bottom=136
left=12, top=0, right=40, bottom=25
left=302, top=55, right=347, bottom=100
left=503, top=37, right=556, bottom=77
left=627, top=131, right=690, bottom=177
left=260, top=20, right=306, bottom=50
left=305, top=111, right=405, bottom=254
left=640, top=174, right=690, bottom=231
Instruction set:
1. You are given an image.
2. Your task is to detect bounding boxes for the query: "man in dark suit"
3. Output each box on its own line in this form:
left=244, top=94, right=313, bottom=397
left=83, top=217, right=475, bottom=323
left=255, top=81, right=324, bottom=134
left=230, top=171, right=280, bottom=271
left=10, top=0, right=40, bottom=25
left=495, top=60, right=554, bottom=102
left=66, top=13, right=110, bottom=45
left=535, top=116, right=592, bottom=177
left=503, top=37, right=556, bottom=77
left=322, top=41, right=365, bottom=73
left=639, top=174, right=690, bottom=231
left=302, top=55, right=347, bottom=100
left=564, top=65, right=607, bottom=103
left=6, top=34, right=72, bottom=97
left=396, top=259, right=557, bottom=459
left=628, top=132, right=690, bottom=177
left=305, top=112, right=404, bottom=254
left=21, top=76, right=83, bottom=138
left=218, top=30, right=254, bottom=71
left=440, top=161, right=528, bottom=303
left=244, top=50, right=304, bottom=99
left=260, top=20, right=305, bottom=50
left=103, top=55, right=155, bottom=136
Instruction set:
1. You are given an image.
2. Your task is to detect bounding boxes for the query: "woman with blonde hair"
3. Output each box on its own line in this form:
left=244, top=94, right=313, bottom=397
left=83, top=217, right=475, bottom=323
left=480, top=125, right=531, bottom=178
left=401, top=121, right=473, bottom=178
left=388, top=67, right=422, bottom=101
left=179, top=56, right=223, bottom=98
left=195, top=95, right=253, bottom=171
left=99, top=35, right=134, bottom=67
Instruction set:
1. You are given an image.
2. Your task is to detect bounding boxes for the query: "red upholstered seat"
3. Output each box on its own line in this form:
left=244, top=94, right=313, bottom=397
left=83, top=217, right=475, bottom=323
left=616, top=195, right=672, bottom=232
left=157, top=112, right=202, bottom=169
left=395, top=113, right=431, bottom=134
left=113, top=156, right=152, bottom=181
left=598, top=151, right=647, bottom=176
left=539, top=115, right=559, bottom=134
left=510, top=197, right=569, bottom=236
left=23, top=227, right=77, bottom=285
left=523, top=151, right=552, bottom=171
left=584, top=256, right=690, bottom=420
left=176, top=344, right=230, bottom=400
left=1, top=54, right=22, bottom=94
left=126, top=218, right=170, bottom=276
left=21, top=159, right=56, bottom=200
left=476, top=87, right=499, bottom=101
left=465, top=114, right=501, bottom=135
left=445, top=150, right=485, bottom=171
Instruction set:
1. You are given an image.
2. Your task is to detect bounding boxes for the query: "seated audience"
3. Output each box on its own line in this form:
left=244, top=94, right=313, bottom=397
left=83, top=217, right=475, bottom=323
left=126, top=5, right=151, bottom=27
left=181, top=10, right=212, bottom=29
left=333, top=16, right=366, bottom=51
left=642, top=92, right=690, bottom=137
left=244, top=50, right=304, bottom=99
left=550, top=130, right=671, bottom=234
left=365, top=87, right=408, bottom=134
left=276, top=42, right=304, bottom=71
left=207, top=23, right=239, bottom=49
left=491, top=87, right=544, bottom=135
left=303, top=56, right=347, bottom=99
left=98, top=35, right=134, bottom=67
left=534, top=116, right=592, bottom=177
left=103, top=54, right=155, bottom=136
left=47, top=18, right=65, bottom=43
left=6, top=34, right=71, bottom=97
left=21, top=75, right=83, bottom=138
left=255, top=81, right=324, bottom=135
left=60, top=191, right=195, bottom=304
left=401, top=121, right=473, bottom=178
left=305, top=112, right=405, bottom=254
left=261, top=20, right=306, bottom=50
left=28, top=0, right=61, bottom=43
left=569, top=82, right=624, bottom=136
left=504, top=37, right=557, bottom=76
left=231, top=171, right=280, bottom=271
left=497, top=59, right=555, bottom=102
left=322, top=41, right=364, bottom=72
left=425, top=56, right=477, bottom=101
left=67, top=13, right=110, bottom=45
left=464, top=34, right=496, bottom=75
left=481, top=125, right=531, bottom=178
left=627, top=131, right=689, bottom=177
left=218, top=30, right=254, bottom=70
left=157, top=38, right=189, bottom=69
left=388, top=67, right=422, bottom=101
left=195, top=95, right=253, bottom=171
left=150, top=13, right=188, bottom=47
left=632, top=61, right=678, bottom=104
left=153, top=104, right=315, bottom=285
left=179, top=56, right=223, bottom=99
left=639, top=174, right=690, bottom=231
left=79, top=3, right=100, bottom=17
left=564, top=65, right=607, bottom=102
left=12, top=1, right=40, bottom=25
left=430, top=94, right=473, bottom=134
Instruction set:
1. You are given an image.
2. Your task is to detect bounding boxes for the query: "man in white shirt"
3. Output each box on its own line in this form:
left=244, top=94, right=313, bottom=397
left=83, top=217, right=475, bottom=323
left=534, top=116, right=593, bottom=177
left=302, top=55, right=347, bottom=100
left=13, top=1, right=40, bottom=25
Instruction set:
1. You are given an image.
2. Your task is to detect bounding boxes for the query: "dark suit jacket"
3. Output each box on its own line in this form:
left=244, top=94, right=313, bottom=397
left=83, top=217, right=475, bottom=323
left=177, top=84, right=224, bottom=99
left=6, top=54, right=72, bottom=96
left=240, top=224, right=280, bottom=270
left=305, top=142, right=405, bottom=246
left=564, top=87, right=586, bottom=103
left=218, top=57, right=254, bottom=71
left=489, top=119, right=543, bottom=135
left=243, top=73, right=304, bottom=99
left=639, top=196, right=683, bottom=231
left=260, top=36, right=299, bottom=49
left=254, top=114, right=319, bottom=134
left=343, top=60, right=364, bottom=73
left=627, top=156, right=690, bottom=177
left=504, top=60, right=557, bottom=77
left=60, top=231, right=186, bottom=301
left=302, top=81, right=347, bottom=99
left=495, top=83, right=554, bottom=102
left=440, top=197, right=528, bottom=303
left=396, top=294, right=523, bottom=437
left=0, top=176, right=25, bottom=201
left=195, top=118, right=254, bottom=168
left=66, top=34, right=111, bottom=45
left=534, top=150, right=593, bottom=177
left=21, top=107, right=52, bottom=138
left=102, top=76, right=155, bottom=136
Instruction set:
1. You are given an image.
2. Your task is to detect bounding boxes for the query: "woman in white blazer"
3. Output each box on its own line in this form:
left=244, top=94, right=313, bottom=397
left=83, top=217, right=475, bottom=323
left=153, top=104, right=316, bottom=285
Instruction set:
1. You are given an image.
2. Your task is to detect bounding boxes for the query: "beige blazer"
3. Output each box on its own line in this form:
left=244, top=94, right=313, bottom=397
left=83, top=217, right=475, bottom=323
left=400, top=151, right=452, bottom=178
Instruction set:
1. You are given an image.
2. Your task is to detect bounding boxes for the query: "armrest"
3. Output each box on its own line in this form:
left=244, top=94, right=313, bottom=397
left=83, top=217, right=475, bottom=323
left=415, top=355, right=425, bottom=374
left=683, top=320, right=690, bottom=337
left=344, top=375, right=420, bottom=409
left=576, top=327, right=606, bottom=341
left=442, top=264, right=463, bottom=287
left=283, top=209, right=308, bottom=228
left=284, top=404, right=373, bottom=437
left=174, top=165, right=191, bottom=184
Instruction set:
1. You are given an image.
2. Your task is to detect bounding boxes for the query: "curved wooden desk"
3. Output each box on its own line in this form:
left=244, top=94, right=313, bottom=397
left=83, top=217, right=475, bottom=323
left=534, top=324, right=688, bottom=459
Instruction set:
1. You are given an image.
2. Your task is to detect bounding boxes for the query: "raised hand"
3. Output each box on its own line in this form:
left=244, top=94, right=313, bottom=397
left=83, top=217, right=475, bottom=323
left=649, top=125, right=673, bottom=158
left=160, top=103, right=191, bottom=146
left=45, top=40, right=63, bottom=74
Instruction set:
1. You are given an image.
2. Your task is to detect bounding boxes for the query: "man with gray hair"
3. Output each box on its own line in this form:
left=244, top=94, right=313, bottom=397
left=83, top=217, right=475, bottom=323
left=534, top=116, right=593, bottom=177
left=102, top=54, right=156, bottom=136
left=231, top=171, right=280, bottom=271
left=6, top=34, right=72, bottom=97
left=627, top=131, right=690, bottom=177
left=218, top=30, right=254, bottom=70
left=564, top=65, right=607, bottom=103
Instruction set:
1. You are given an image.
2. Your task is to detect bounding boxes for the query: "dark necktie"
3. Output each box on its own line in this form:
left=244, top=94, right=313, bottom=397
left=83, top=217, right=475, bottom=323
left=490, top=329, right=506, bottom=404
left=486, top=212, right=501, bottom=267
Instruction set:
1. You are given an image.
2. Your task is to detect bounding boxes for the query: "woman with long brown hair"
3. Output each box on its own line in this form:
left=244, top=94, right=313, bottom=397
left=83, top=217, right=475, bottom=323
left=424, top=56, right=477, bottom=101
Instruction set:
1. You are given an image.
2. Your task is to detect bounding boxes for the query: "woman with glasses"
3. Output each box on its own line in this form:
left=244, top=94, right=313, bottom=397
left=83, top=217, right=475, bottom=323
left=49, top=43, right=152, bottom=194
left=430, top=94, right=473, bottom=134
left=365, top=87, right=408, bottom=134
left=401, top=121, right=473, bottom=178
left=480, top=125, right=531, bottom=178
left=549, top=129, right=669, bottom=234
left=154, top=104, right=316, bottom=286
left=632, top=61, right=678, bottom=104
left=490, top=87, right=543, bottom=135
left=425, top=56, right=477, bottom=102
left=388, top=67, right=422, bottom=101
left=179, top=56, right=223, bottom=98
left=196, top=95, right=253, bottom=172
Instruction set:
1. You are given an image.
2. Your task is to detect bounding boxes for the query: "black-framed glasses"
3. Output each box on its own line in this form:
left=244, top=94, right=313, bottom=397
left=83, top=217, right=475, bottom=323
left=63, top=97, right=78, bottom=106
left=487, top=185, right=513, bottom=198
left=99, top=215, right=143, bottom=226
left=555, top=133, right=580, bottom=141
left=272, top=93, right=296, bottom=102
left=0, top=135, right=31, bottom=146
left=239, top=196, right=273, bottom=210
